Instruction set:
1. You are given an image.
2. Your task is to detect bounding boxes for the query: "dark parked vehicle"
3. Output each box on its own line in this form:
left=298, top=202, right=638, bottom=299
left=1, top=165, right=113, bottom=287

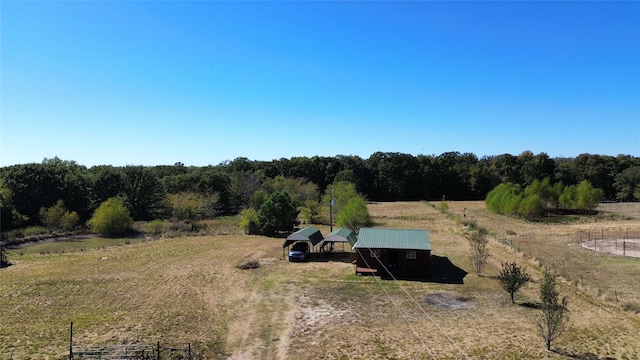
left=288, top=242, right=309, bottom=262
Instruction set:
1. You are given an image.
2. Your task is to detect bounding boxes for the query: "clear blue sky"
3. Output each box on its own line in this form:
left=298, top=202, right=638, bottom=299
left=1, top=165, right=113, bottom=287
left=2, top=1, right=639, bottom=167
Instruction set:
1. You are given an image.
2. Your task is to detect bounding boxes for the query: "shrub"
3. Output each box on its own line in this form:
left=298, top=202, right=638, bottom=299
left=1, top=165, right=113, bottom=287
left=622, top=303, right=640, bottom=314
left=301, top=200, right=321, bottom=224
left=88, top=197, right=133, bottom=237
left=436, top=201, right=449, bottom=213
left=39, top=200, right=79, bottom=232
left=240, top=208, right=259, bottom=235
left=23, top=226, right=49, bottom=237
left=519, top=195, right=544, bottom=219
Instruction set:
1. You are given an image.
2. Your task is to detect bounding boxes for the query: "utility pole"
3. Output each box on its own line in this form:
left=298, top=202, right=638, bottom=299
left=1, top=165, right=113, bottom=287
left=330, top=187, right=335, bottom=232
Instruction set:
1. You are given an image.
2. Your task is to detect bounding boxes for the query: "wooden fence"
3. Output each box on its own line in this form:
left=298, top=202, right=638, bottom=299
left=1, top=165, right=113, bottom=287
left=69, top=323, right=193, bottom=360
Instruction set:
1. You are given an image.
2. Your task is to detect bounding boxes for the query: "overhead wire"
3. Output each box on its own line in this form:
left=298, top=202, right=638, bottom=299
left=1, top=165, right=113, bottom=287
left=367, top=252, right=471, bottom=360
left=336, top=200, right=470, bottom=360
left=356, top=247, right=437, bottom=360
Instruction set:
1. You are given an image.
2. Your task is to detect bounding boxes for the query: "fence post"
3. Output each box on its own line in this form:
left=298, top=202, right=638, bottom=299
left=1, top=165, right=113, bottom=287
left=69, top=322, right=73, bottom=360
left=188, top=343, right=191, bottom=360
left=157, top=341, right=161, bottom=360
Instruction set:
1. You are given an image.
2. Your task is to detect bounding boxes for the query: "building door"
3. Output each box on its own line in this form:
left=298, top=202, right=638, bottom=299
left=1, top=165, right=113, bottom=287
left=388, top=251, right=399, bottom=275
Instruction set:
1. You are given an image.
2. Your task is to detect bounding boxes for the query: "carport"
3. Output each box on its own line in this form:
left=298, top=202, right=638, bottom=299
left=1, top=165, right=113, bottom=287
left=321, top=228, right=357, bottom=253
left=282, top=227, right=324, bottom=258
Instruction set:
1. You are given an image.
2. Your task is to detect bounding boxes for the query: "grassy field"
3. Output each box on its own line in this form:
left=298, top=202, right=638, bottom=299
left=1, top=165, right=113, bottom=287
left=1, top=202, right=639, bottom=359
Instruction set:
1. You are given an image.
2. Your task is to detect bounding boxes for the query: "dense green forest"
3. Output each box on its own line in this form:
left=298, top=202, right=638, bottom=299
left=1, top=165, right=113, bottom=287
left=1, top=151, right=639, bottom=232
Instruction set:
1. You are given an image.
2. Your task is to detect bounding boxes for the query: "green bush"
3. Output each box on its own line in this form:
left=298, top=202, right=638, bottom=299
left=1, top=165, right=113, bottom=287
left=240, top=208, right=259, bottom=235
left=39, top=200, right=80, bottom=232
left=23, top=226, right=49, bottom=237
left=436, top=201, right=449, bottom=213
left=301, top=200, right=321, bottom=224
left=88, top=197, right=133, bottom=237
left=519, top=194, right=544, bottom=219
left=135, top=219, right=169, bottom=235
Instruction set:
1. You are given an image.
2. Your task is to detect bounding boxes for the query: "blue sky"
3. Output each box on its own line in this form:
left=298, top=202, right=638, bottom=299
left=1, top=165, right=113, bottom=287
left=2, top=1, right=639, bottom=167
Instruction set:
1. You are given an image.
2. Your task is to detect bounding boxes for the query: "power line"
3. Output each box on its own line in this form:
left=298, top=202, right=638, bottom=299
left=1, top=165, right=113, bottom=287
left=339, top=205, right=470, bottom=360
left=368, top=254, right=471, bottom=360
left=357, top=248, right=437, bottom=360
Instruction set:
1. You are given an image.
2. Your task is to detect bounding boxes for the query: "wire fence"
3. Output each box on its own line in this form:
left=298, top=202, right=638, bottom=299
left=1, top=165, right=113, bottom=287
left=69, top=322, right=196, bottom=360
left=577, top=228, right=640, bottom=258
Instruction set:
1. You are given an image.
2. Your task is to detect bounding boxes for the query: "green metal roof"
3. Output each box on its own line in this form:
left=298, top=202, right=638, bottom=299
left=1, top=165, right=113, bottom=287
left=324, top=228, right=358, bottom=247
left=283, top=226, right=324, bottom=247
left=353, top=228, right=431, bottom=251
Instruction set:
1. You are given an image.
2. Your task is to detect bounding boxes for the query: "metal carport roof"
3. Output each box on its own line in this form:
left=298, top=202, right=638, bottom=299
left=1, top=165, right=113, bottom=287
left=282, top=227, right=324, bottom=248
left=323, top=228, right=357, bottom=247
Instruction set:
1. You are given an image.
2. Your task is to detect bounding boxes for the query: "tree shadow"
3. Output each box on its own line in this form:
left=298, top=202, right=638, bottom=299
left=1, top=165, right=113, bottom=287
left=552, top=349, right=614, bottom=360
left=519, top=301, right=541, bottom=309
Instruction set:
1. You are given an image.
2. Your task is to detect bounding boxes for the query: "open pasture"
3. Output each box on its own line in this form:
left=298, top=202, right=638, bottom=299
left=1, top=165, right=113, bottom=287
left=2, top=202, right=640, bottom=359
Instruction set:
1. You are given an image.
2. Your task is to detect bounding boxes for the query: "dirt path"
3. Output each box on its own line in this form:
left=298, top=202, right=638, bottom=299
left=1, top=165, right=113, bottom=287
left=225, top=256, right=298, bottom=360
left=276, top=293, right=297, bottom=360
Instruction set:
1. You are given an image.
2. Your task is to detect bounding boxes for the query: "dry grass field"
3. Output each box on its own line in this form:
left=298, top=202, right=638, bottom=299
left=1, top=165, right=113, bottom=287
left=2, top=202, right=639, bottom=359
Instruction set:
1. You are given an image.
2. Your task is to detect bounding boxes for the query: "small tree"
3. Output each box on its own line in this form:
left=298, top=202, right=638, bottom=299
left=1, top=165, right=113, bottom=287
left=336, top=196, right=373, bottom=232
left=498, top=261, right=531, bottom=303
left=322, top=181, right=359, bottom=217
left=536, top=270, right=570, bottom=351
left=88, top=197, right=133, bottom=237
left=468, top=227, right=490, bottom=276
left=256, top=191, right=299, bottom=235
left=166, top=192, right=212, bottom=221
left=575, top=180, right=603, bottom=211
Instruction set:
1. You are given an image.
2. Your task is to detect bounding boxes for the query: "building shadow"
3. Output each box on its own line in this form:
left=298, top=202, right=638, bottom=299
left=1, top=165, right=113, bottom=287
left=427, top=255, right=468, bottom=284
left=376, top=255, right=468, bottom=284
left=311, top=251, right=354, bottom=264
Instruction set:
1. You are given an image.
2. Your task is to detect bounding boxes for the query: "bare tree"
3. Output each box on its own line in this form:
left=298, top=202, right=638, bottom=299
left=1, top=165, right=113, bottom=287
left=468, top=227, right=489, bottom=276
left=498, top=261, right=531, bottom=303
left=536, top=270, right=570, bottom=351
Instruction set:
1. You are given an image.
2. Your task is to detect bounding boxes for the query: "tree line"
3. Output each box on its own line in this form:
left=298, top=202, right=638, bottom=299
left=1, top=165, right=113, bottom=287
left=1, top=151, right=639, bottom=232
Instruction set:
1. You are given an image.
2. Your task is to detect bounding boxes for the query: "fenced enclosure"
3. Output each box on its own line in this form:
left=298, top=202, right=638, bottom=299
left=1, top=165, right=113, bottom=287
left=497, top=227, right=640, bottom=306
left=69, top=323, right=195, bottom=360
left=577, top=228, right=640, bottom=258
